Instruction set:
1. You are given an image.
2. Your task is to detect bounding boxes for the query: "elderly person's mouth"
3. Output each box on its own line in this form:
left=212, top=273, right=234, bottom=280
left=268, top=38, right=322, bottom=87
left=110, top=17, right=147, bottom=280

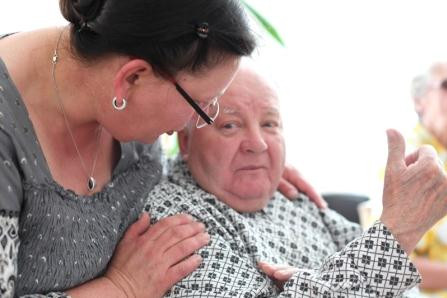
left=236, top=165, right=267, bottom=172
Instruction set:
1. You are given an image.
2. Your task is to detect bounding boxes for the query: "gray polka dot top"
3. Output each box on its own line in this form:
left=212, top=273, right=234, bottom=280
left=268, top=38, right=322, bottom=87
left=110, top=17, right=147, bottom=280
left=0, top=56, right=162, bottom=297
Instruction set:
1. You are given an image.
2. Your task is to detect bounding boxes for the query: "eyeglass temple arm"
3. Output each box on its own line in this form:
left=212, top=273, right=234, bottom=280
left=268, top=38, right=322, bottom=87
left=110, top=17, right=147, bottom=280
left=174, top=83, right=213, bottom=125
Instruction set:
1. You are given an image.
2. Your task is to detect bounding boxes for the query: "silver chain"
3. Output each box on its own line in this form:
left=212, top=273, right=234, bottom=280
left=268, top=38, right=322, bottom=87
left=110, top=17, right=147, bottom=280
left=51, top=29, right=103, bottom=192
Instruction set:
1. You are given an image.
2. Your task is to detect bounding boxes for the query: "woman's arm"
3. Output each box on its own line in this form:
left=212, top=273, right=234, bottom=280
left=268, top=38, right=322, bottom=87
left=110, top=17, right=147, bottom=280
left=15, top=213, right=208, bottom=298
left=0, top=130, right=23, bottom=297
left=65, top=213, right=209, bottom=298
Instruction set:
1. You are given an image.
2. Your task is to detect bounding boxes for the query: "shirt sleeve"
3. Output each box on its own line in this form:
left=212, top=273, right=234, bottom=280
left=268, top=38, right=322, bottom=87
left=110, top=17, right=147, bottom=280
left=280, top=221, right=421, bottom=297
left=167, top=221, right=420, bottom=298
left=319, top=208, right=363, bottom=251
left=0, top=129, right=69, bottom=298
left=0, top=210, right=19, bottom=297
left=0, top=128, right=22, bottom=297
left=18, top=293, right=69, bottom=298
left=163, top=220, right=420, bottom=298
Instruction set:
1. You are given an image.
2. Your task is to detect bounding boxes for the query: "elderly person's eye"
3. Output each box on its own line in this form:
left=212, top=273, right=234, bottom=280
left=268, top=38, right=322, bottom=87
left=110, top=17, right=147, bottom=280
left=218, top=121, right=241, bottom=135
left=262, top=120, right=280, bottom=128
left=221, top=122, right=239, bottom=130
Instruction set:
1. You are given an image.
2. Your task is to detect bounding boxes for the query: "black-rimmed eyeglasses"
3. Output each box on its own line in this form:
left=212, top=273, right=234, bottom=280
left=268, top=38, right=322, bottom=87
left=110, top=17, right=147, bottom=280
left=173, top=82, right=220, bottom=128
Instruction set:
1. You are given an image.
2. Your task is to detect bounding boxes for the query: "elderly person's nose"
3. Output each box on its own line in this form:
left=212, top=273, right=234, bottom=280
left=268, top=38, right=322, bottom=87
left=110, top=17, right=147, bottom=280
left=241, top=127, right=268, bottom=153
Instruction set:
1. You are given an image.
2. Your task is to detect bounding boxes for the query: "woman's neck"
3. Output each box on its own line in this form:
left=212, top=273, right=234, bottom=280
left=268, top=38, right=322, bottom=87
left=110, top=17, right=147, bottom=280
left=0, top=27, right=121, bottom=194
left=3, top=28, right=126, bottom=130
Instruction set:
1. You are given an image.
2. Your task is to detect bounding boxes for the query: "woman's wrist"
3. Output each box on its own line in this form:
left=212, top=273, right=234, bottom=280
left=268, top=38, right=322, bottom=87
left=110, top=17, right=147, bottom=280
left=65, top=275, right=129, bottom=298
left=104, top=266, right=137, bottom=298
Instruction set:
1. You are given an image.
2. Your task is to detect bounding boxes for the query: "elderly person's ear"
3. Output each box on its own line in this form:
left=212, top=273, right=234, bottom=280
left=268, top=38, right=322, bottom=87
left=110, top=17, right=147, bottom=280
left=177, top=129, right=190, bottom=161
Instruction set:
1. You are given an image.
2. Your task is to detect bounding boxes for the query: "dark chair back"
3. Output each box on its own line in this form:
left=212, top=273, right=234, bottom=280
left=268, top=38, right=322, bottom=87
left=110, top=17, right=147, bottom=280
left=322, top=193, right=370, bottom=224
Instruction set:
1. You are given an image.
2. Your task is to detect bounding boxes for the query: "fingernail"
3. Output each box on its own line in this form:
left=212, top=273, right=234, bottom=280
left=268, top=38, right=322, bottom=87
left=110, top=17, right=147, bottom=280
left=258, top=261, right=270, bottom=267
left=202, top=233, right=211, bottom=243
left=288, top=190, right=299, bottom=199
left=193, top=254, right=202, bottom=263
left=386, top=129, right=393, bottom=138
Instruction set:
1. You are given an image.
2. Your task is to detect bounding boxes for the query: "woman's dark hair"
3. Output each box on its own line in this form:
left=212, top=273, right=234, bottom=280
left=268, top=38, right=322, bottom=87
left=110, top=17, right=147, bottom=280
left=60, top=0, right=256, bottom=78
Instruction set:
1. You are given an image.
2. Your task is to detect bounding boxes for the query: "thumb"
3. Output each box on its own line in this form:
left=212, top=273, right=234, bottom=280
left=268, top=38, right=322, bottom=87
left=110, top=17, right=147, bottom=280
left=386, top=129, right=406, bottom=172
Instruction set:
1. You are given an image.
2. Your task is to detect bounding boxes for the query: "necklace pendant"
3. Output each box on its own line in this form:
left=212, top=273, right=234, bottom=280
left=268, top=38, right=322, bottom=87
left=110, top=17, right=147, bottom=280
left=87, top=177, right=96, bottom=192
left=52, top=52, right=58, bottom=64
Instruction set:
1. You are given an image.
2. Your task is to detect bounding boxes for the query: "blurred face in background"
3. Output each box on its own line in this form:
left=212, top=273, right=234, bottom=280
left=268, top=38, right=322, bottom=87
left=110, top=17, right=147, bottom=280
left=178, top=67, right=285, bottom=212
left=414, top=64, right=447, bottom=146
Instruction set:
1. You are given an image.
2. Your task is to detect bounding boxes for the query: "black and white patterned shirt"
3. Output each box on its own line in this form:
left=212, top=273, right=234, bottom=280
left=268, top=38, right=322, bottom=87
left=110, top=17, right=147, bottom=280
left=145, top=159, right=421, bottom=297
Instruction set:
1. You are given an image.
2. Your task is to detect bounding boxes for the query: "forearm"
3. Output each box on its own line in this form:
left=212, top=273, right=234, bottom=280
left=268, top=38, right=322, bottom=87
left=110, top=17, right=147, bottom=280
left=18, top=277, right=125, bottom=298
left=65, top=277, right=125, bottom=298
left=413, top=257, right=447, bottom=290
left=280, top=221, right=421, bottom=297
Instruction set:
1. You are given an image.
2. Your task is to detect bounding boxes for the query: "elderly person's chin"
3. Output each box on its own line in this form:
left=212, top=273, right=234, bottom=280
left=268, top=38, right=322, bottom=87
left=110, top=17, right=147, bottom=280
left=213, top=178, right=277, bottom=213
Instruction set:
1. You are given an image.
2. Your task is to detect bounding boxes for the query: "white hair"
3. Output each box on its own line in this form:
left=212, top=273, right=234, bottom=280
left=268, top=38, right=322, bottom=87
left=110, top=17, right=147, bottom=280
left=411, top=74, right=430, bottom=100
left=411, top=62, right=447, bottom=100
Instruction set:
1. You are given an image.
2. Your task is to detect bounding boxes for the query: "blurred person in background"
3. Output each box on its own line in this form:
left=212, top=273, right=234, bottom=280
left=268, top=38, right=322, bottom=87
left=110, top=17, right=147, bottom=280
left=410, top=62, right=447, bottom=297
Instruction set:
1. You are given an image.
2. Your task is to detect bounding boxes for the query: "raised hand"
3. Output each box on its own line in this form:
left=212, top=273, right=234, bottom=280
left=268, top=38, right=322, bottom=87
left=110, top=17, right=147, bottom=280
left=381, top=129, right=447, bottom=253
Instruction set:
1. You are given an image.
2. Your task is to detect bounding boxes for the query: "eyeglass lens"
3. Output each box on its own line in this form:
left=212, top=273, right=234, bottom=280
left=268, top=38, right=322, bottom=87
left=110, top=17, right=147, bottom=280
left=196, top=98, right=220, bottom=128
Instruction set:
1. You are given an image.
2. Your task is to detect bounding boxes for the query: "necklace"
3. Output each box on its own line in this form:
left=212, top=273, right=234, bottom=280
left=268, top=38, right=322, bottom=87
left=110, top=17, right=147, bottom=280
left=51, top=29, right=103, bottom=192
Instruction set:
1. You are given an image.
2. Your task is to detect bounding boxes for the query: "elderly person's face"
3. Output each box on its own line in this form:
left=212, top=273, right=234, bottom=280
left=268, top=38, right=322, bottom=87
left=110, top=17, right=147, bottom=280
left=178, top=68, right=285, bottom=212
left=415, top=64, right=447, bottom=145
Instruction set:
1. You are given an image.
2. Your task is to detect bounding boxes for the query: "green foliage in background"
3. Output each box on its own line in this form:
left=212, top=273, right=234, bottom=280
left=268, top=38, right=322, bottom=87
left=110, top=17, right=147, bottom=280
left=241, top=1, right=284, bottom=46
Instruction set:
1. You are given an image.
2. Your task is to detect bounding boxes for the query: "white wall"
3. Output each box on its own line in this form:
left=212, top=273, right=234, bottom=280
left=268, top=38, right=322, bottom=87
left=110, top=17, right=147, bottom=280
left=245, top=0, right=447, bottom=203
left=2, top=0, right=447, bottom=204
left=0, top=1, right=66, bottom=31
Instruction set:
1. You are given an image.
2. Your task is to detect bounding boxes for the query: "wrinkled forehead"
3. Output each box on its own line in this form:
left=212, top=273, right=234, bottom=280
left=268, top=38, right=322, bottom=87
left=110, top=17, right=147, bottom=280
left=220, top=99, right=280, bottom=118
left=219, top=71, right=280, bottom=115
